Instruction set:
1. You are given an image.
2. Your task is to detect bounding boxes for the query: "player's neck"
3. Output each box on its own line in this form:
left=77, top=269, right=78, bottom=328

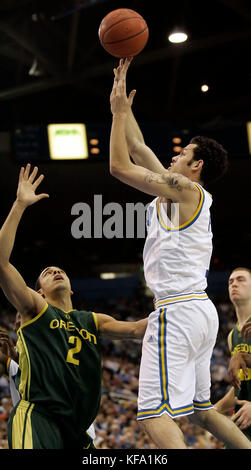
left=190, top=175, right=204, bottom=186
left=46, top=293, right=73, bottom=312
left=234, top=300, right=251, bottom=330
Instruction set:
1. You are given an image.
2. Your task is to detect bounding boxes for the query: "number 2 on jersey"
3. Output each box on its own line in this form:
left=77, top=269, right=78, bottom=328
left=66, top=336, right=82, bottom=365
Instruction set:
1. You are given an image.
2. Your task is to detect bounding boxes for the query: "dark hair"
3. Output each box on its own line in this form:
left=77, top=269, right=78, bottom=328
left=190, top=136, right=229, bottom=185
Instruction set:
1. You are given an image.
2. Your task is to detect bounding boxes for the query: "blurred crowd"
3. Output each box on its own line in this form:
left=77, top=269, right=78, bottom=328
left=0, top=287, right=237, bottom=449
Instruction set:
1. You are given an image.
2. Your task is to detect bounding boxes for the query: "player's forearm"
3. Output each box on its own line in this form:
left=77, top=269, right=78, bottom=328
left=110, top=113, right=132, bottom=175
left=125, top=110, right=165, bottom=174
left=99, top=318, right=147, bottom=340
left=125, top=108, right=144, bottom=157
left=0, top=200, right=26, bottom=266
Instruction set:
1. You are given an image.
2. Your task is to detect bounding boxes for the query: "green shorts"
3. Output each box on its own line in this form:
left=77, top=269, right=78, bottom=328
left=8, top=399, right=95, bottom=449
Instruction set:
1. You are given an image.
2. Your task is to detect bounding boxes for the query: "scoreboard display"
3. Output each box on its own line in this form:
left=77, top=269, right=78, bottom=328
left=12, top=122, right=251, bottom=163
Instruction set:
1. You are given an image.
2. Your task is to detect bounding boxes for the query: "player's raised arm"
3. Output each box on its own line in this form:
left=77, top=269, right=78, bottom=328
left=96, top=313, right=147, bottom=340
left=109, top=75, right=197, bottom=202
left=0, top=164, right=48, bottom=319
left=113, top=59, right=165, bottom=174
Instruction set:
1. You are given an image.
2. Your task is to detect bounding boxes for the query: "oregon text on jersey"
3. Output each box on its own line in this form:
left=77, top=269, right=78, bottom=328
left=49, top=318, right=97, bottom=344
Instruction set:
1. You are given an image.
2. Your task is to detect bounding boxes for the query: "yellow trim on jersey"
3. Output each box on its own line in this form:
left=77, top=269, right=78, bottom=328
left=160, top=309, right=168, bottom=401
left=228, top=329, right=234, bottom=352
left=12, top=400, right=34, bottom=449
left=157, top=183, right=204, bottom=231
left=155, top=292, right=208, bottom=308
left=18, top=302, right=48, bottom=333
left=92, top=312, right=98, bottom=331
left=6, top=357, right=11, bottom=373
left=62, top=308, right=77, bottom=314
left=137, top=402, right=194, bottom=417
left=17, top=330, right=31, bottom=401
left=16, top=303, right=48, bottom=401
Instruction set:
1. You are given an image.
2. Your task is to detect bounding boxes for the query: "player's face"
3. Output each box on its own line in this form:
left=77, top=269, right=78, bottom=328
left=167, top=144, right=197, bottom=177
left=38, top=266, right=72, bottom=296
left=228, top=270, right=251, bottom=303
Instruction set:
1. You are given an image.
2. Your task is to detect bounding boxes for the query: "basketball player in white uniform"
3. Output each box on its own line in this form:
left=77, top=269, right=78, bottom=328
left=109, top=57, right=251, bottom=449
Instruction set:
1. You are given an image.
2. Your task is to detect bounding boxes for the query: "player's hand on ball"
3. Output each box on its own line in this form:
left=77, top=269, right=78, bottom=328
left=113, top=57, right=133, bottom=82
left=110, top=59, right=136, bottom=115
left=16, top=164, right=49, bottom=208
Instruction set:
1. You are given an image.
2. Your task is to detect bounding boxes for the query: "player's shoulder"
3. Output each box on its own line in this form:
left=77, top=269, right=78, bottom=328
left=72, top=309, right=98, bottom=330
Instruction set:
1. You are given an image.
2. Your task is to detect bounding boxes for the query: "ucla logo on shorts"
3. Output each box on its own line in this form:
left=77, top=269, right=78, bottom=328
left=146, top=205, right=154, bottom=230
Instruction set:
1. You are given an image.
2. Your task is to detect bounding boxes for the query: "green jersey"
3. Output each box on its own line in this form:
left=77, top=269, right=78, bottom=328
left=229, top=317, right=251, bottom=440
left=16, top=302, right=102, bottom=440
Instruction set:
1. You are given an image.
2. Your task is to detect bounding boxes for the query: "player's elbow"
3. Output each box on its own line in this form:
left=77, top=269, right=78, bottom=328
left=110, top=163, right=120, bottom=177
left=110, top=164, right=126, bottom=179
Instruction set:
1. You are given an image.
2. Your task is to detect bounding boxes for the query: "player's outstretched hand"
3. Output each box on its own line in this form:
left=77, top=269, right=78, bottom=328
left=16, top=164, right=49, bottom=208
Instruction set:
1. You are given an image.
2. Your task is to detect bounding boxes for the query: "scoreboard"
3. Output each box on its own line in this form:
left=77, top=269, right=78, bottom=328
left=12, top=122, right=251, bottom=162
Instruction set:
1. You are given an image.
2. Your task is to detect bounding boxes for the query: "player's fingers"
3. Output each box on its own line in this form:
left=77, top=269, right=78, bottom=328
left=128, top=89, right=136, bottom=106
left=18, top=166, right=25, bottom=182
left=36, top=193, right=49, bottom=201
left=33, top=174, right=45, bottom=189
left=124, top=57, right=133, bottom=70
left=28, top=166, right=38, bottom=183
left=235, top=399, right=248, bottom=406
left=239, top=421, right=248, bottom=430
left=242, top=362, right=249, bottom=379
left=24, top=163, right=31, bottom=179
left=231, top=409, right=240, bottom=421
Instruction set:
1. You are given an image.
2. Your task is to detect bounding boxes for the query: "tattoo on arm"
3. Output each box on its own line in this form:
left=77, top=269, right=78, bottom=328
left=145, top=172, right=183, bottom=191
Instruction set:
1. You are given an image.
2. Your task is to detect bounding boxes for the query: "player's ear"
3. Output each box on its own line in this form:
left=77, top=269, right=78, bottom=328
left=192, top=159, right=203, bottom=170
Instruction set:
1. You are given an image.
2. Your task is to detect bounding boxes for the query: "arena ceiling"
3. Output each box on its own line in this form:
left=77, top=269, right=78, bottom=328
left=0, top=0, right=250, bottom=126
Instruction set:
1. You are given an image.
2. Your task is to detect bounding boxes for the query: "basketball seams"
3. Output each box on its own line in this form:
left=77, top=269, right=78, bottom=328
left=102, top=25, right=148, bottom=46
left=100, top=16, right=147, bottom=43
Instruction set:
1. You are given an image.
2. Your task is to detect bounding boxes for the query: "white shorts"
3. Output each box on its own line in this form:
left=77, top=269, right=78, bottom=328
left=137, top=293, right=219, bottom=421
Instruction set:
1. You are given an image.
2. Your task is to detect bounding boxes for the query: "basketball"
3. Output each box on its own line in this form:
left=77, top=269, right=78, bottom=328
left=98, top=8, right=149, bottom=58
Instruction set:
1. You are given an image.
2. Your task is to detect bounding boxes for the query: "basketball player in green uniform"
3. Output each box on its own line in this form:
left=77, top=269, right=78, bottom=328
left=215, top=267, right=251, bottom=439
left=0, top=164, right=147, bottom=449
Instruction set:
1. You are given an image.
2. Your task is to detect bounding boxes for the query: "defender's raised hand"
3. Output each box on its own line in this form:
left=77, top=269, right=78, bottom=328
left=16, top=164, right=49, bottom=208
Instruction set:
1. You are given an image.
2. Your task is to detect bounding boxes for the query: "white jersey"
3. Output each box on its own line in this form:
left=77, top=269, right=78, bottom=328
left=143, top=183, right=212, bottom=303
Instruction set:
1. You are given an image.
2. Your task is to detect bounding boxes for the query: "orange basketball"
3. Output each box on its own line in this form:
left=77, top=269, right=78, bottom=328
left=98, top=8, right=149, bottom=58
